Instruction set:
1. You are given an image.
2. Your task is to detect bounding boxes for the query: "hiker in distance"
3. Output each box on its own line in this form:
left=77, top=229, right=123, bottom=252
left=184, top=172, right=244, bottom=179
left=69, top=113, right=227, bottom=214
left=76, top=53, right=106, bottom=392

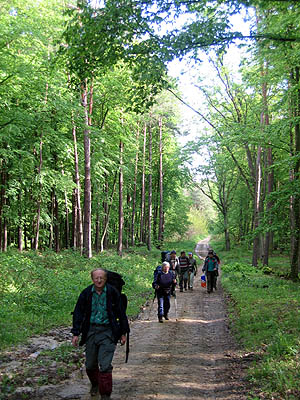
left=187, top=252, right=197, bottom=291
left=178, top=250, right=190, bottom=292
left=71, top=268, right=130, bottom=400
left=152, top=261, right=176, bottom=323
left=202, top=250, right=219, bottom=294
left=169, top=249, right=179, bottom=278
left=204, top=249, right=220, bottom=290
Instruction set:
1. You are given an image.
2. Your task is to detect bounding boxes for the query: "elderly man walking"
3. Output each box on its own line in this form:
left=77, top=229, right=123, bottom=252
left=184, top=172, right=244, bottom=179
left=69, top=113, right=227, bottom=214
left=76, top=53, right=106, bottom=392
left=71, top=268, right=129, bottom=399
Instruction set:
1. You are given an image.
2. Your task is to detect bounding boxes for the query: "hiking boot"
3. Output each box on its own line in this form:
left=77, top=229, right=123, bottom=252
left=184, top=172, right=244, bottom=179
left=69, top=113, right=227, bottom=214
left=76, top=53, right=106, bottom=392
left=164, top=314, right=169, bottom=320
left=90, top=385, right=98, bottom=396
left=180, top=289, right=183, bottom=292
left=158, top=316, right=163, bottom=323
left=190, top=287, right=193, bottom=291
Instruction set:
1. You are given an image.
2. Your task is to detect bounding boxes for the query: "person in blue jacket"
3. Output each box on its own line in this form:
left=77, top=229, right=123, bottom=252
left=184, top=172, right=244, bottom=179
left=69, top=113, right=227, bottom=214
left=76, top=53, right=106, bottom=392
left=153, top=261, right=176, bottom=322
left=71, top=268, right=129, bottom=400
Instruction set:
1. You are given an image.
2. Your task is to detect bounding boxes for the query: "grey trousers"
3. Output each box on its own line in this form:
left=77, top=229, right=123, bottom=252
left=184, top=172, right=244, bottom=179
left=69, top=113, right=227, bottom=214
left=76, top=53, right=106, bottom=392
left=85, top=325, right=116, bottom=373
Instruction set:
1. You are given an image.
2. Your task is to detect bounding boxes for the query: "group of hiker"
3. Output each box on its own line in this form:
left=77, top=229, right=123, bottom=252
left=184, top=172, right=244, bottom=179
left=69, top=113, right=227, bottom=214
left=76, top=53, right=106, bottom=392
left=70, top=248, right=220, bottom=399
left=152, top=249, right=220, bottom=323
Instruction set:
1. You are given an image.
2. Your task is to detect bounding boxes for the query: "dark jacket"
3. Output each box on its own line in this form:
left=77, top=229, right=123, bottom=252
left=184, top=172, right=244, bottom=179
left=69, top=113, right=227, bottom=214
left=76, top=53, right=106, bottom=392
left=202, top=257, right=218, bottom=274
left=153, top=271, right=175, bottom=296
left=71, top=283, right=130, bottom=345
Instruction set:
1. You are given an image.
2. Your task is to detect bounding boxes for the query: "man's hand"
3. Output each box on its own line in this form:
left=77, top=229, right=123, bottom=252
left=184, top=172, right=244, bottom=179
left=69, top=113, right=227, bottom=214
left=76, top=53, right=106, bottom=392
left=72, top=335, right=79, bottom=347
left=120, top=335, right=126, bottom=346
left=155, top=284, right=159, bottom=289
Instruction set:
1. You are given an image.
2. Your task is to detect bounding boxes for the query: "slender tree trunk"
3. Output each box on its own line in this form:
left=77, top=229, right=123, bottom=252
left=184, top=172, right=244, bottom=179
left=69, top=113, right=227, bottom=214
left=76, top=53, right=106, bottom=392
left=158, top=117, right=164, bottom=246
left=100, top=172, right=118, bottom=252
left=72, top=116, right=83, bottom=253
left=131, top=126, right=139, bottom=246
left=147, top=124, right=152, bottom=251
left=140, top=123, right=146, bottom=243
left=81, top=79, right=92, bottom=258
left=33, top=133, right=43, bottom=251
left=118, top=141, right=124, bottom=256
left=252, top=145, right=262, bottom=267
left=53, top=191, right=60, bottom=253
left=103, top=177, right=109, bottom=249
left=290, top=67, right=300, bottom=280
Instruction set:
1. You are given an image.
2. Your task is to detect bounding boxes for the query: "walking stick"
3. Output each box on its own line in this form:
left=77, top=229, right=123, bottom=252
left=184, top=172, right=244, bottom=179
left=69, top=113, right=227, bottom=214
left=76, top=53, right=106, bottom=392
left=147, top=290, right=157, bottom=320
left=174, top=290, right=178, bottom=321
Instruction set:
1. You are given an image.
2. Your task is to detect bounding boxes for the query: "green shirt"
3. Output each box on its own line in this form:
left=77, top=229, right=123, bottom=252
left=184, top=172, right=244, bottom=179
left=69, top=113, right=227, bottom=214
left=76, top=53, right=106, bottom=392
left=90, top=285, right=109, bottom=325
left=207, top=258, right=216, bottom=272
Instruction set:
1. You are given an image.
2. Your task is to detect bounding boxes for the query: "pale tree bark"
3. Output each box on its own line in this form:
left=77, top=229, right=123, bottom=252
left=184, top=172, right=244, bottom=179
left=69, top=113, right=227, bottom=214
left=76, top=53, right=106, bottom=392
left=72, top=114, right=83, bottom=254
left=33, top=82, right=49, bottom=251
left=158, top=117, right=164, bottom=246
left=118, top=141, right=124, bottom=256
left=147, top=123, right=152, bottom=251
left=131, top=126, right=139, bottom=246
left=100, top=171, right=117, bottom=252
left=140, top=123, right=146, bottom=243
left=252, top=145, right=262, bottom=267
left=81, top=78, right=93, bottom=258
left=259, top=62, right=274, bottom=266
left=289, top=67, right=300, bottom=281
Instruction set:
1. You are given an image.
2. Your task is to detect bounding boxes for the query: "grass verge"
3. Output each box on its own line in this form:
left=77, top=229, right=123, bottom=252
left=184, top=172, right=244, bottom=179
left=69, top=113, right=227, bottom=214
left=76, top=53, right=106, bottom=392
left=220, top=248, right=300, bottom=400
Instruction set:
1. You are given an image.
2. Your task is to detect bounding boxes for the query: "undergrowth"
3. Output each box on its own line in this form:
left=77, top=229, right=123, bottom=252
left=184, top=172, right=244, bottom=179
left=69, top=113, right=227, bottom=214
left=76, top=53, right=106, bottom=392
left=221, top=257, right=300, bottom=399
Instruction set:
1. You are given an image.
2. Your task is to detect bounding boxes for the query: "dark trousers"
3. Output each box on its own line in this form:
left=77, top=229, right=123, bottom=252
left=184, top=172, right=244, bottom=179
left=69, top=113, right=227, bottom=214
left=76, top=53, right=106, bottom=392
left=157, top=292, right=171, bottom=317
left=179, top=269, right=189, bottom=290
left=206, top=271, right=216, bottom=293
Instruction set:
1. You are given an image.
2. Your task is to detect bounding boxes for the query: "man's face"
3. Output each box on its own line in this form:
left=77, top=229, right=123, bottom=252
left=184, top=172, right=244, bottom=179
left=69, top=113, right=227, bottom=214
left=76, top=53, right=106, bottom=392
left=188, top=254, right=192, bottom=258
left=162, top=264, right=170, bottom=273
left=92, top=270, right=107, bottom=292
left=181, top=252, right=186, bottom=257
left=208, top=253, right=213, bottom=258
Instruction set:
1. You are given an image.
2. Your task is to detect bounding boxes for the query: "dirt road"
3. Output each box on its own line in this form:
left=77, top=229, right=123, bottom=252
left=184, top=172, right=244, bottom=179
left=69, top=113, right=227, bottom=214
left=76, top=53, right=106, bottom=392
left=2, top=238, right=250, bottom=399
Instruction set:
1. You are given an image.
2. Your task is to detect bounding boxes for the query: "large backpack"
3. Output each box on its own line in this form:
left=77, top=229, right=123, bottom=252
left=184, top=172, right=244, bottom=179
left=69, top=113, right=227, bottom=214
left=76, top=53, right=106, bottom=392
left=161, top=251, right=171, bottom=263
left=107, top=270, right=128, bottom=311
left=152, top=265, right=162, bottom=287
left=106, top=270, right=129, bottom=363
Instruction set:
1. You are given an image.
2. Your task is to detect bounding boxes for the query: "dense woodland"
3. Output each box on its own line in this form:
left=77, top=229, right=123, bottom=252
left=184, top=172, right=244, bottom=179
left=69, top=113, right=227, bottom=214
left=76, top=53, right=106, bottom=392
left=1, top=0, right=300, bottom=279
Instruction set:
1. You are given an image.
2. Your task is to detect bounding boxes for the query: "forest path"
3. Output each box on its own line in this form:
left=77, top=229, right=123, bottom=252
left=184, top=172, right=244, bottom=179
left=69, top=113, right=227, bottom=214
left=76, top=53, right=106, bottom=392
left=1, top=238, right=250, bottom=399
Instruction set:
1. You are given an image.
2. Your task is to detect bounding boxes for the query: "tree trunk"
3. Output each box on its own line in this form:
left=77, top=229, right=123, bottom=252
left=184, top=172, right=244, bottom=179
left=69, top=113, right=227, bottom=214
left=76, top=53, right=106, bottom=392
left=147, top=124, right=152, bottom=251
left=131, top=126, right=139, bottom=246
left=290, top=66, right=300, bottom=280
left=100, top=172, right=118, bottom=252
left=81, top=79, right=92, bottom=258
left=158, top=117, right=164, bottom=246
left=252, top=145, right=262, bottom=267
left=118, top=141, right=124, bottom=256
left=72, top=116, right=83, bottom=254
left=140, top=123, right=146, bottom=243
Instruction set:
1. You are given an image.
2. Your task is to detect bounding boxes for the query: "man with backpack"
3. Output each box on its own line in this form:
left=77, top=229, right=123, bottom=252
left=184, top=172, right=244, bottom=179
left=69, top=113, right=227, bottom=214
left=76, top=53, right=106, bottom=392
left=152, top=261, right=176, bottom=322
left=71, top=268, right=129, bottom=400
left=204, top=249, right=220, bottom=290
left=168, top=250, right=179, bottom=279
left=178, top=251, right=190, bottom=292
left=202, top=250, right=219, bottom=293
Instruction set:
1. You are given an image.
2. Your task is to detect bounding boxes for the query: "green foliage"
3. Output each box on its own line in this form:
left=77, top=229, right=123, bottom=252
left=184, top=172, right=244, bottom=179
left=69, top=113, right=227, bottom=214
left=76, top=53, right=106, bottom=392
left=0, top=247, right=158, bottom=348
left=220, top=241, right=300, bottom=399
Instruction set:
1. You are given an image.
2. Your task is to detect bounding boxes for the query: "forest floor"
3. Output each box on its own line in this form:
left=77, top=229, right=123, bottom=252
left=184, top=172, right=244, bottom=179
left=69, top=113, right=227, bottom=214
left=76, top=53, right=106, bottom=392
left=1, top=238, right=253, bottom=400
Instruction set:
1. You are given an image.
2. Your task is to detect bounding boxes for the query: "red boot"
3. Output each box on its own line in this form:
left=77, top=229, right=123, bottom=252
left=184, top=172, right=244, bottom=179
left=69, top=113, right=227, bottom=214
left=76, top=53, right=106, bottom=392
left=99, top=371, right=112, bottom=398
left=86, top=368, right=99, bottom=395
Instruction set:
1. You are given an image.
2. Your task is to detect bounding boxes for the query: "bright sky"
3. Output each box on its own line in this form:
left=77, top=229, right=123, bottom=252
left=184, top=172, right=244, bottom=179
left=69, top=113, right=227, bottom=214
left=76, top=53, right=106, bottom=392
left=167, top=8, right=253, bottom=173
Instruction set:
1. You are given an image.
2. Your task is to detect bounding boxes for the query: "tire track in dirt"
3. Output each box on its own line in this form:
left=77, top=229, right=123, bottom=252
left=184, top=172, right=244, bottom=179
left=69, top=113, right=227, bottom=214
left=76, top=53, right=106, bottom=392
left=40, top=238, right=250, bottom=399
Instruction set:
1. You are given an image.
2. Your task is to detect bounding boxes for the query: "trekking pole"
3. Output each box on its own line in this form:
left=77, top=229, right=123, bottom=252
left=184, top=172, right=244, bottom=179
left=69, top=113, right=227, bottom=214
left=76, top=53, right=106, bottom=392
left=125, top=332, right=130, bottom=363
left=174, top=290, right=178, bottom=321
left=147, top=290, right=156, bottom=320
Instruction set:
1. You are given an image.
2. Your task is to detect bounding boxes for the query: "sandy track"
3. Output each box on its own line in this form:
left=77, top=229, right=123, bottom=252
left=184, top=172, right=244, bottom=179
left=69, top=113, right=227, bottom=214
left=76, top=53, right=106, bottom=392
left=32, top=238, right=249, bottom=400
